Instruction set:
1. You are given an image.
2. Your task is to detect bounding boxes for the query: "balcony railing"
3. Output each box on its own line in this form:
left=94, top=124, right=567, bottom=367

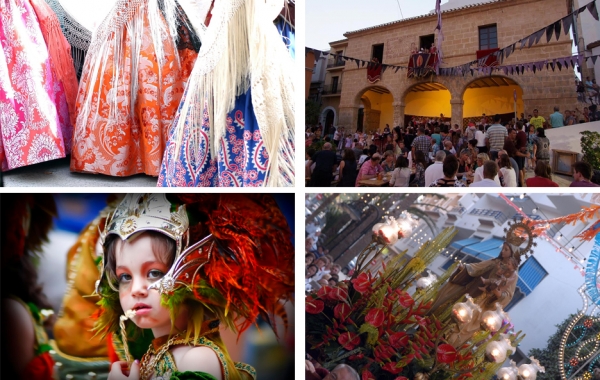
left=469, top=208, right=508, bottom=224
left=327, top=59, right=346, bottom=69
left=321, top=83, right=342, bottom=95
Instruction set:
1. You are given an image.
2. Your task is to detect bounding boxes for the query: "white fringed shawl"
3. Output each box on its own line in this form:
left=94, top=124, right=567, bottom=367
left=174, top=0, right=295, bottom=187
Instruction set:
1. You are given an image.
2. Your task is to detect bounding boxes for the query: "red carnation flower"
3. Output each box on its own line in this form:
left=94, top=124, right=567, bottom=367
left=365, top=308, right=385, bottom=327
left=351, top=273, right=371, bottom=294
left=437, top=344, right=457, bottom=364
left=338, top=332, right=361, bottom=351
left=306, top=299, right=324, bottom=314
left=361, top=369, right=376, bottom=380
left=396, top=290, right=415, bottom=308
left=389, top=331, right=409, bottom=349
left=334, top=302, right=351, bottom=321
left=329, top=286, right=349, bottom=302
left=382, top=362, right=404, bottom=374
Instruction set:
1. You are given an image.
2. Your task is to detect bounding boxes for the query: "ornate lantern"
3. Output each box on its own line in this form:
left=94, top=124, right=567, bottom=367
left=452, top=295, right=481, bottom=324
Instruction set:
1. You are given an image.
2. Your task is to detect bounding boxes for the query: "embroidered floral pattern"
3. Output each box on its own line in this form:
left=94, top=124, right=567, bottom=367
left=70, top=1, right=196, bottom=177
left=158, top=89, right=268, bottom=187
left=0, top=0, right=71, bottom=172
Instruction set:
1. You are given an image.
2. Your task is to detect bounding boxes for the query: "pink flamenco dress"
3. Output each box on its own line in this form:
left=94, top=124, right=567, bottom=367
left=0, top=0, right=73, bottom=172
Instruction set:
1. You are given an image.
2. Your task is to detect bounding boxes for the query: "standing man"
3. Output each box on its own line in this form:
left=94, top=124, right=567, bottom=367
left=411, top=127, right=431, bottom=164
left=486, top=114, right=508, bottom=160
left=308, top=143, right=337, bottom=187
left=529, top=109, right=546, bottom=130
left=549, top=106, right=564, bottom=128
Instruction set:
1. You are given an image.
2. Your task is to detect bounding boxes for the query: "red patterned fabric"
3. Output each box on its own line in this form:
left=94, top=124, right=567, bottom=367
left=407, top=53, right=438, bottom=78
left=477, top=48, right=500, bottom=67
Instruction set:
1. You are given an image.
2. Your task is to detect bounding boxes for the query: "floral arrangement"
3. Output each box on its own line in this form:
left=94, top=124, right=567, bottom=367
left=306, top=228, right=524, bottom=380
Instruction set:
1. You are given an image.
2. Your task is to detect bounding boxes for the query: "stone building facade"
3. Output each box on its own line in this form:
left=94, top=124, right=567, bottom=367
left=324, top=0, right=579, bottom=132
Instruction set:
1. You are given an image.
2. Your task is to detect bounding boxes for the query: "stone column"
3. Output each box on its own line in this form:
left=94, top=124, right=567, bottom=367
left=339, top=106, right=358, bottom=131
left=450, top=98, right=464, bottom=127
left=393, top=101, right=406, bottom=127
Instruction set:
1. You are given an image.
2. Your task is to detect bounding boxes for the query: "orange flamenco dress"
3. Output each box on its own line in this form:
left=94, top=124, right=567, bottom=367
left=70, top=0, right=197, bottom=177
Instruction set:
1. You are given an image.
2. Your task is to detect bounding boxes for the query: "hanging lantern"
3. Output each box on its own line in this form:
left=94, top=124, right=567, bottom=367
left=485, top=335, right=515, bottom=363
left=518, top=357, right=545, bottom=380
left=496, top=361, right=519, bottom=380
left=452, top=295, right=481, bottom=324
left=481, top=303, right=505, bottom=332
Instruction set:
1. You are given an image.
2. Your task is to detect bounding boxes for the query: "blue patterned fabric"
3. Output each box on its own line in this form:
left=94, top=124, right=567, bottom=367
left=157, top=20, right=293, bottom=187
left=157, top=89, right=269, bottom=187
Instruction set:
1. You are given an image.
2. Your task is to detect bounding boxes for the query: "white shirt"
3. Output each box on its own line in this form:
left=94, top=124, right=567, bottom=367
left=473, top=167, right=501, bottom=185
left=475, top=130, right=486, bottom=147
left=469, top=178, right=501, bottom=187
left=390, top=167, right=411, bottom=187
left=500, top=167, right=517, bottom=187
left=424, top=161, right=444, bottom=186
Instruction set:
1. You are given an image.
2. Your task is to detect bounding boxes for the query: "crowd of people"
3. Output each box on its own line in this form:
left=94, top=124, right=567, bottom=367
left=305, top=223, right=349, bottom=293
left=306, top=112, right=598, bottom=188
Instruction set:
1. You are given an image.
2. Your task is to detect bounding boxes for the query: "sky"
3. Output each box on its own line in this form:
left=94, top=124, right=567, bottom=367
left=306, top=0, right=448, bottom=51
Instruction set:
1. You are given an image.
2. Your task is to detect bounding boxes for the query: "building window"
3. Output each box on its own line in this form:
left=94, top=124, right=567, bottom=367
left=516, top=257, right=548, bottom=296
left=331, top=76, right=339, bottom=93
left=371, top=44, right=384, bottom=63
left=335, top=50, right=344, bottom=66
left=479, top=24, right=498, bottom=50
left=420, top=34, right=435, bottom=51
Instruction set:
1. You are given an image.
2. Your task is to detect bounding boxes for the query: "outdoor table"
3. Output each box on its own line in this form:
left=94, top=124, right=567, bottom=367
left=358, top=175, right=391, bottom=187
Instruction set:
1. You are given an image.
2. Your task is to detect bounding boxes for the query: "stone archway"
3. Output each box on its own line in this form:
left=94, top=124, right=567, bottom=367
left=353, top=85, right=395, bottom=133
left=401, top=81, right=452, bottom=126
left=320, top=106, right=337, bottom=134
left=461, top=76, right=524, bottom=124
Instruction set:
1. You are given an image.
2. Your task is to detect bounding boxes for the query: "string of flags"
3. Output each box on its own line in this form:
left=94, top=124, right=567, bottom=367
left=307, top=0, right=598, bottom=78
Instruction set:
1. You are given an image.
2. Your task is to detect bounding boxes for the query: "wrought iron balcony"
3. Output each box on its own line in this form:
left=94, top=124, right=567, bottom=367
left=321, top=83, right=342, bottom=95
left=327, top=59, right=346, bottom=69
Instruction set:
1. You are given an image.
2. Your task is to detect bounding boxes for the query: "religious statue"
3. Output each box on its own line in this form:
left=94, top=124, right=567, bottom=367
left=426, top=221, right=536, bottom=347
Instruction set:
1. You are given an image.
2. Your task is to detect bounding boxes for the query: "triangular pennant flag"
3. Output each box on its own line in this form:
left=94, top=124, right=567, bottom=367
left=362, top=61, right=366, bottom=67
left=557, top=61, right=563, bottom=71
left=532, top=64, right=537, bottom=73
left=470, top=69, right=474, bottom=76
left=520, top=38, right=527, bottom=50
left=546, top=25, right=554, bottom=43
left=588, top=1, right=599, bottom=21
left=578, top=5, right=586, bottom=15
left=528, top=33, right=536, bottom=48
left=381, top=65, right=388, bottom=74
left=354, top=59, right=360, bottom=68
left=520, top=65, right=525, bottom=75
left=503, top=66, right=509, bottom=75
left=526, top=63, right=532, bottom=72
left=534, top=29, right=545, bottom=45
left=394, top=66, right=400, bottom=73
left=536, top=61, right=545, bottom=72
left=505, top=44, right=514, bottom=60
left=554, top=21, right=561, bottom=41
left=592, top=55, right=598, bottom=65
left=562, top=15, right=573, bottom=36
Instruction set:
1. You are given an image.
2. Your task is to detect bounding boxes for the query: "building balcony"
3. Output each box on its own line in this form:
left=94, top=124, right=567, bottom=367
left=468, top=208, right=508, bottom=224
left=321, top=84, right=342, bottom=96
left=327, top=59, right=346, bottom=70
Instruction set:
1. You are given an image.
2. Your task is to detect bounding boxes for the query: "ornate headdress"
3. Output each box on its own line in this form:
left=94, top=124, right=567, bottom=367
left=94, top=194, right=294, bottom=342
left=504, top=220, right=538, bottom=261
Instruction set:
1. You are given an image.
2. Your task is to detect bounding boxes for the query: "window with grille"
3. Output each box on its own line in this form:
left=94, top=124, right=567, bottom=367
left=516, top=257, right=548, bottom=296
left=479, top=25, right=498, bottom=50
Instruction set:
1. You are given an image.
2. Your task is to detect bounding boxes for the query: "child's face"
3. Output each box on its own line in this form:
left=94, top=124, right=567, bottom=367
left=115, top=235, right=172, bottom=333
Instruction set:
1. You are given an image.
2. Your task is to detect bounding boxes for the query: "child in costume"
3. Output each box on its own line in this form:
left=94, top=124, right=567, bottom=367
left=95, top=194, right=294, bottom=380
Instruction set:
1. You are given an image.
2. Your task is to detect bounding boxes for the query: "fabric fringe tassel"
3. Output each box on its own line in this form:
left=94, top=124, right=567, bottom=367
left=77, top=0, right=182, bottom=130
left=174, top=0, right=295, bottom=187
